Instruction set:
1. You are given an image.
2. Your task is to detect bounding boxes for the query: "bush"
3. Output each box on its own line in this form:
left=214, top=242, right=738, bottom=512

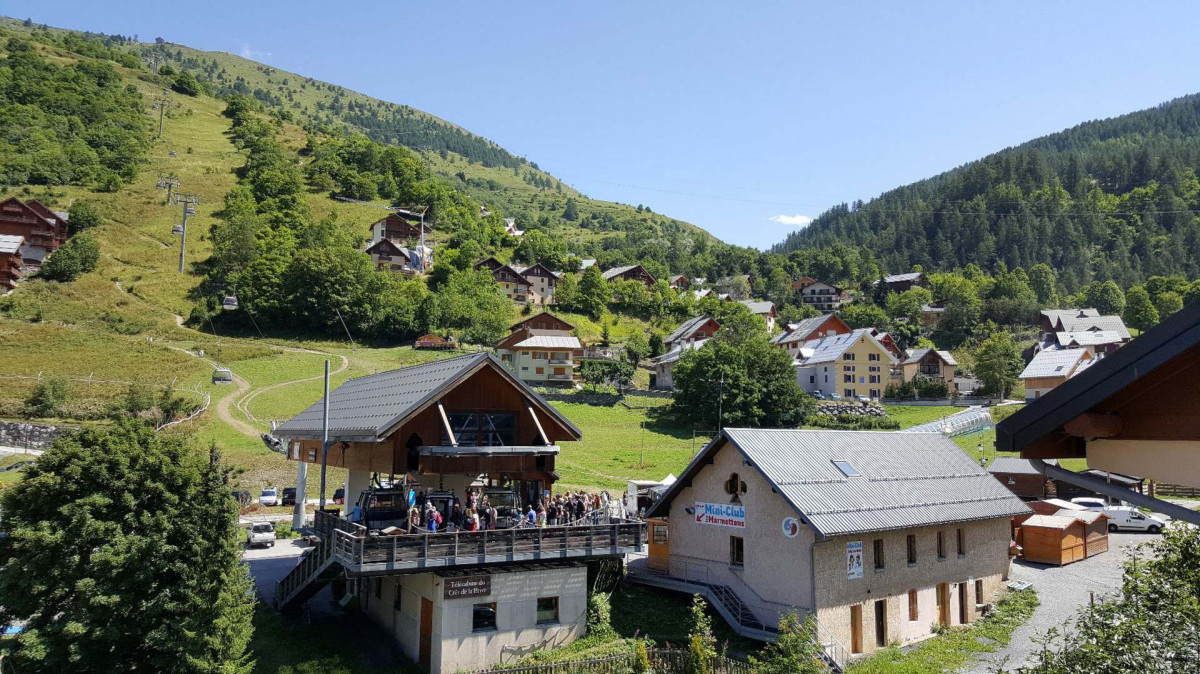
left=586, top=592, right=615, bottom=639
left=24, top=376, right=69, bottom=418
left=171, top=70, right=201, bottom=96
left=40, top=233, right=100, bottom=282
left=808, top=414, right=900, bottom=431
left=914, top=376, right=949, bottom=398
left=67, top=200, right=102, bottom=235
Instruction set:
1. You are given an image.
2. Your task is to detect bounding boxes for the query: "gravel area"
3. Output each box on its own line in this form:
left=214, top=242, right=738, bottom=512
left=967, top=531, right=1161, bottom=673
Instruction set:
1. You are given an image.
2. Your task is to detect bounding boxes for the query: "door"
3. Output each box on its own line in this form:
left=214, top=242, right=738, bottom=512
left=874, top=599, right=887, bottom=647
left=419, top=598, right=433, bottom=671
left=850, top=604, right=863, bottom=654
left=936, top=583, right=949, bottom=626
left=958, top=583, right=969, bottom=624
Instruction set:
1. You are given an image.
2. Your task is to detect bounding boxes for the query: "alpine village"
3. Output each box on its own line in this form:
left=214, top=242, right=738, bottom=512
left=0, top=9, right=1198, bottom=674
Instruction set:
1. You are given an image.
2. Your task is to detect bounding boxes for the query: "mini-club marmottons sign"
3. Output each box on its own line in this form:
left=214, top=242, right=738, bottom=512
left=444, top=575, right=491, bottom=599
left=695, top=502, right=746, bottom=528
left=846, top=541, right=864, bottom=580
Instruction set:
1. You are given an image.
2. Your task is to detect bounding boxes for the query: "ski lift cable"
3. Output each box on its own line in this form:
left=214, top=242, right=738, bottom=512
left=333, top=306, right=356, bottom=351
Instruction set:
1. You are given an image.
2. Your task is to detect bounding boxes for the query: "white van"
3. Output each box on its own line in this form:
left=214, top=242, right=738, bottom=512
left=259, top=487, right=279, bottom=507
left=1103, top=506, right=1167, bottom=533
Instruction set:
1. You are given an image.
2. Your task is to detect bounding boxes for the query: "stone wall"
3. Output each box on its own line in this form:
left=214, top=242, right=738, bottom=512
left=0, top=420, right=71, bottom=450
left=815, top=401, right=886, bottom=417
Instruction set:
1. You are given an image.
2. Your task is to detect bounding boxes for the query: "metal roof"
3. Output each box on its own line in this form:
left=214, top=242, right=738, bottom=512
left=773, top=315, right=838, bottom=345
left=513, top=335, right=582, bottom=349
left=1055, top=509, right=1107, bottom=524
left=652, top=339, right=706, bottom=365
left=883, top=272, right=923, bottom=283
left=738, top=300, right=775, bottom=315
left=0, top=234, right=23, bottom=254
left=1019, top=348, right=1090, bottom=379
left=665, top=315, right=715, bottom=345
left=988, top=457, right=1057, bottom=475
left=648, top=428, right=1029, bottom=537
left=273, top=352, right=580, bottom=441
left=798, top=329, right=893, bottom=366
left=1042, top=308, right=1099, bottom=321
left=902, top=347, right=958, bottom=366
left=1058, top=315, right=1131, bottom=340
left=1055, top=330, right=1123, bottom=347
left=602, top=265, right=641, bottom=280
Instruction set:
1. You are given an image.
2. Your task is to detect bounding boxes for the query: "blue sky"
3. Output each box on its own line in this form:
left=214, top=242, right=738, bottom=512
left=12, top=2, right=1200, bottom=249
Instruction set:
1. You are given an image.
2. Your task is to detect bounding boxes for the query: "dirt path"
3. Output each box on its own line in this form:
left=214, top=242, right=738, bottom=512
left=235, top=349, right=349, bottom=425
left=164, top=345, right=258, bottom=438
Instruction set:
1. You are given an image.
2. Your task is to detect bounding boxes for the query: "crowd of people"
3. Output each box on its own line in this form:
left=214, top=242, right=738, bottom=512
left=520, top=489, right=624, bottom=528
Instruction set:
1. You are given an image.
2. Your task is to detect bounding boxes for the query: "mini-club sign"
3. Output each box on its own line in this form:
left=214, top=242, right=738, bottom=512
left=695, top=502, right=746, bottom=528
left=444, top=575, right=491, bottom=599
left=846, top=541, right=864, bottom=580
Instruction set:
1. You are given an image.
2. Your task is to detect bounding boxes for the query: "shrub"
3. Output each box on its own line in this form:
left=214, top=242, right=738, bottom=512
left=586, top=592, right=615, bottom=639
left=40, top=233, right=100, bottom=282
left=24, top=376, right=69, bottom=418
left=67, top=199, right=102, bottom=235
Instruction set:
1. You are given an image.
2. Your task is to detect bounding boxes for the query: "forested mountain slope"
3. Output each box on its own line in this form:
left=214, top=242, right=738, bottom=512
left=775, top=94, right=1200, bottom=291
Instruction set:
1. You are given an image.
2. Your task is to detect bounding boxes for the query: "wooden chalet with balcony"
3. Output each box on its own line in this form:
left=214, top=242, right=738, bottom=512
left=368, top=210, right=431, bottom=242
left=0, top=235, right=23, bottom=291
left=602, top=264, right=656, bottom=287
left=270, top=352, right=643, bottom=672
left=0, top=197, right=64, bottom=265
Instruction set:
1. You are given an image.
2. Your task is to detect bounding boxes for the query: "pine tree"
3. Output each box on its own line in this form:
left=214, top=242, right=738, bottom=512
left=0, top=422, right=256, bottom=673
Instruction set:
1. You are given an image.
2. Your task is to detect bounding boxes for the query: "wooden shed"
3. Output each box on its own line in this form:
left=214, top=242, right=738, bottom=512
left=646, top=517, right=670, bottom=572
left=988, top=457, right=1057, bottom=500
left=1057, top=508, right=1110, bottom=558
left=1016, top=514, right=1086, bottom=566
left=1025, top=499, right=1087, bottom=518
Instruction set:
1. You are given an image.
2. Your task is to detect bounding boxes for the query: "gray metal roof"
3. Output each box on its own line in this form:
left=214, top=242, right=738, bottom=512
left=773, top=315, right=837, bottom=345
left=652, top=339, right=706, bottom=365
left=1055, top=330, right=1124, bottom=347
left=1019, top=348, right=1090, bottom=379
left=273, top=352, right=580, bottom=441
left=648, top=428, right=1029, bottom=537
left=602, top=265, right=641, bottom=280
left=738, top=300, right=776, bottom=315
left=902, top=348, right=958, bottom=366
left=513, top=335, right=582, bottom=349
left=1058, top=315, right=1131, bottom=340
left=798, top=329, right=891, bottom=365
left=0, top=234, right=22, bottom=254
left=988, top=456, right=1057, bottom=475
left=883, top=272, right=923, bottom=283
left=665, top=315, right=714, bottom=345
left=1041, top=308, right=1100, bottom=321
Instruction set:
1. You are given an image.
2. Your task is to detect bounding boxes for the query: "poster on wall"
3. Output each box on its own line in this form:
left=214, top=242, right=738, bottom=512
left=781, top=517, right=800, bottom=538
left=846, top=541, right=864, bottom=579
left=694, top=502, right=746, bottom=528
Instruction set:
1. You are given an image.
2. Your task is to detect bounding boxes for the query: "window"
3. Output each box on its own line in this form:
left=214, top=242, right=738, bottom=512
left=869, top=375, right=880, bottom=384
left=443, top=413, right=517, bottom=446
left=937, top=531, right=946, bottom=559
left=537, top=597, right=559, bottom=624
left=844, top=374, right=854, bottom=384
left=873, top=539, right=885, bottom=570
left=653, top=525, right=669, bottom=545
left=907, top=534, right=917, bottom=564
left=869, top=352, right=880, bottom=361
left=535, top=367, right=545, bottom=375
left=843, top=365, right=855, bottom=372
left=832, top=460, right=861, bottom=478
left=473, top=602, right=498, bottom=632
left=869, top=366, right=880, bottom=372
left=844, top=388, right=854, bottom=398
left=729, top=536, right=744, bottom=567
left=957, top=528, right=965, bottom=557
left=809, top=375, right=816, bottom=384
left=844, top=353, right=856, bottom=361
left=908, top=589, right=919, bottom=621
left=975, top=579, right=984, bottom=604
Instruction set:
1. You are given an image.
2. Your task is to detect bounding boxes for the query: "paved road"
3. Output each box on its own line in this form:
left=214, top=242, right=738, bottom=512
left=967, top=531, right=1161, bottom=673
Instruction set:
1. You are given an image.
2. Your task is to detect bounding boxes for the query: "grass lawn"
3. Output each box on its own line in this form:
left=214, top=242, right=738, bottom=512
left=883, top=405, right=961, bottom=429
left=846, top=589, right=1039, bottom=674
left=249, top=605, right=419, bottom=674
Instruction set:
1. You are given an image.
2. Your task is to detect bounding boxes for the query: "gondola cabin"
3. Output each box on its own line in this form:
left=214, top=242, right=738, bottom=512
left=222, top=295, right=239, bottom=310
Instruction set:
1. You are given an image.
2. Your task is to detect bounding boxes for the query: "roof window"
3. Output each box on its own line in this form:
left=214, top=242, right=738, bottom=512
left=832, top=460, right=861, bottom=478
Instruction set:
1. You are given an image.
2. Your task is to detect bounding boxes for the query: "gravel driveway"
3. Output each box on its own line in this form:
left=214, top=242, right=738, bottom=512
left=967, top=531, right=1161, bottom=673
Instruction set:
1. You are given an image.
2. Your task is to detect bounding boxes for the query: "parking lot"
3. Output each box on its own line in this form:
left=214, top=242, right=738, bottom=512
left=968, top=530, right=1162, bottom=672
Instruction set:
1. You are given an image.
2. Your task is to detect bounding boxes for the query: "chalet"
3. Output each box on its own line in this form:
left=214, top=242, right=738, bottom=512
left=365, top=239, right=429, bottom=274
left=636, top=429, right=1027, bottom=663
left=668, top=274, right=689, bottom=290
left=921, top=299, right=949, bottom=327
left=794, top=329, right=896, bottom=400
left=793, top=278, right=847, bottom=312
left=0, top=234, right=23, bottom=291
left=770, top=314, right=851, bottom=359
left=879, top=272, right=926, bottom=293
left=510, top=312, right=575, bottom=336
left=602, top=265, right=656, bottom=287
left=510, top=263, right=560, bottom=305
left=494, top=331, right=583, bottom=384
left=870, top=329, right=902, bottom=358
left=271, top=353, right=642, bottom=673
left=368, top=210, right=431, bottom=243
left=988, top=457, right=1057, bottom=501
left=476, top=259, right=533, bottom=303
left=790, top=276, right=819, bottom=292
left=503, top=217, right=523, bottom=237
left=738, top=300, right=777, bottom=332
left=996, top=301, right=1200, bottom=528
left=896, top=348, right=958, bottom=390
left=1037, top=309, right=1130, bottom=357
left=664, top=315, right=720, bottom=351
left=1019, top=348, right=1094, bottom=402
left=0, top=197, right=64, bottom=265
left=650, top=340, right=706, bottom=391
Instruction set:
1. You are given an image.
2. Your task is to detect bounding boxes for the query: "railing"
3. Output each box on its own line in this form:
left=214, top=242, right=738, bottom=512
left=274, top=534, right=334, bottom=609
left=313, top=508, right=355, bottom=538
left=333, top=520, right=643, bottom=573
left=548, top=373, right=574, bottom=381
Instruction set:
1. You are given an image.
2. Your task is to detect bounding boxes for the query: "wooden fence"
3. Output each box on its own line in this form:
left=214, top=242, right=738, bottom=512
left=1156, top=483, right=1200, bottom=498
left=470, top=648, right=755, bottom=674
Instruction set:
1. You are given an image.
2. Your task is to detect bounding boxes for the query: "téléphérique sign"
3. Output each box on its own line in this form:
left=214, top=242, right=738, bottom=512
left=694, top=502, right=746, bottom=528
left=444, top=575, right=491, bottom=599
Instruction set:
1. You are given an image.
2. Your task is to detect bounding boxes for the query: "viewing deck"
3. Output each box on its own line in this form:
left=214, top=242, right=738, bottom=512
left=313, top=510, right=644, bottom=577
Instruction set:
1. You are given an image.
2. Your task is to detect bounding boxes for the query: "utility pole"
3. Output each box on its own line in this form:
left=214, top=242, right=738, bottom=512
left=172, top=193, right=199, bottom=273
left=319, top=360, right=330, bottom=512
left=717, top=373, right=725, bottom=432
left=155, top=89, right=170, bottom=139
left=156, top=173, right=179, bottom=205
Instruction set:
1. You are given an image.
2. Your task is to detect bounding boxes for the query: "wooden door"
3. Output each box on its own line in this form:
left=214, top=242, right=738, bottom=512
left=958, top=583, right=968, bottom=624
left=874, top=599, right=887, bottom=647
left=936, top=583, right=949, bottom=626
left=850, top=604, right=863, bottom=653
left=419, top=598, right=433, bottom=671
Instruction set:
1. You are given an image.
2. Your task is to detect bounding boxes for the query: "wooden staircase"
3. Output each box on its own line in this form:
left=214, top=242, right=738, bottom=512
left=274, top=536, right=340, bottom=610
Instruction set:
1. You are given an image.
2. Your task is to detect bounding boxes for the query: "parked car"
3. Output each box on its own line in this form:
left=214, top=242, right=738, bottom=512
left=259, top=487, right=279, bottom=507
left=828, top=393, right=843, bottom=401
left=231, top=490, right=252, bottom=506
left=281, top=487, right=297, bottom=507
left=1071, top=497, right=1116, bottom=512
left=1103, top=506, right=1167, bottom=533
left=856, top=395, right=871, bottom=403
left=809, top=391, right=826, bottom=400
left=246, top=522, right=276, bottom=548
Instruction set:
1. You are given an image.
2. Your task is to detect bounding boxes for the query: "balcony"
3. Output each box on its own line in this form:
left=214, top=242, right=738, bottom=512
left=548, top=372, right=574, bottom=381
left=329, top=519, right=644, bottom=575
left=548, top=358, right=574, bottom=366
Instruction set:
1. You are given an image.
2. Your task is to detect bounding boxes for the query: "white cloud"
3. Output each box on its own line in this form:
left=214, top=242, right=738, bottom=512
left=769, top=213, right=814, bottom=227
left=239, top=44, right=272, bottom=60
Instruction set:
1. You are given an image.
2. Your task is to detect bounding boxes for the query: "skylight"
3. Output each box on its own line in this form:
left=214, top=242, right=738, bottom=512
left=832, top=460, right=861, bottom=478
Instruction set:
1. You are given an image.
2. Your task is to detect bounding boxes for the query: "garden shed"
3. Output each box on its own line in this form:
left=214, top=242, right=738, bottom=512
left=1016, top=514, right=1086, bottom=566
left=1057, top=508, right=1110, bottom=557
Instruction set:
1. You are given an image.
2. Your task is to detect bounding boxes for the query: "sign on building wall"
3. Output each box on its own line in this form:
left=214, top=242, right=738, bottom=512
left=444, top=575, right=491, bottom=599
left=781, top=517, right=800, bottom=538
left=846, top=541, right=864, bottom=579
left=694, top=502, right=745, bottom=528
